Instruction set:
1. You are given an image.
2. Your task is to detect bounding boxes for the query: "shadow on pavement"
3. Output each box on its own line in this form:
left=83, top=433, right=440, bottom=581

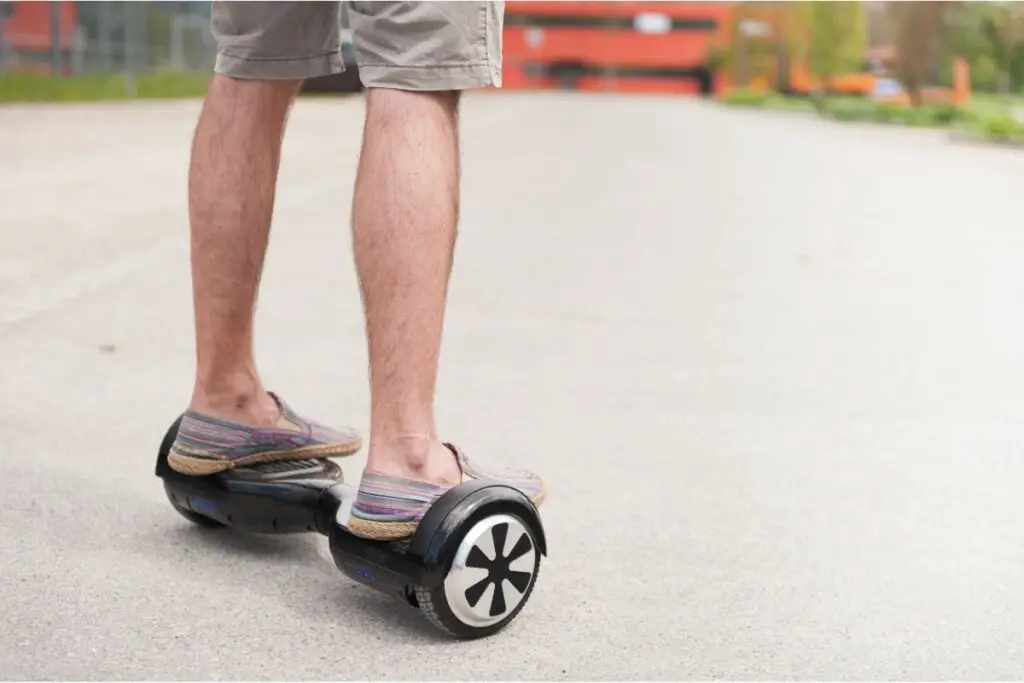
left=163, top=523, right=323, bottom=565
left=158, top=522, right=455, bottom=643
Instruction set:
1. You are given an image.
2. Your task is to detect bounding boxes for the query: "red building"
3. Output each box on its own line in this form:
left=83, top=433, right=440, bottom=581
left=0, top=1, right=77, bottom=74
left=502, top=2, right=733, bottom=95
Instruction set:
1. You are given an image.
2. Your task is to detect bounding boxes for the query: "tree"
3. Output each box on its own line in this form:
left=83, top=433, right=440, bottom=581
left=888, top=1, right=947, bottom=106
left=793, top=2, right=866, bottom=99
left=940, top=1, right=1024, bottom=94
left=986, top=2, right=1024, bottom=93
left=708, top=2, right=866, bottom=96
left=715, top=2, right=784, bottom=88
left=864, top=1, right=895, bottom=48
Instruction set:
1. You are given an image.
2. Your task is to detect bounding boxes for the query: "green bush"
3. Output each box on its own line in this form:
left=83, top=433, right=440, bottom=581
left=819, top=97, right=973, bottom=128
left=976, top=113, right=1024, bottom=141
left=718, top=88, right=771, bottom=107
left=820, top=97, right=876, bottom=121
left=873, top=101, right=913, bottom=124
left=920, top=103, right=972, bottom=125
left=0, top=72, right=211, bottom=103
left=719, top=89, right=974, bottom=130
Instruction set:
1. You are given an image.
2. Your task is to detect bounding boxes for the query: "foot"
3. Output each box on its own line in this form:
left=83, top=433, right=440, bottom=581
left=168, top=392, right=362, bottom=475
left=347, top=443, right=547, bottom=541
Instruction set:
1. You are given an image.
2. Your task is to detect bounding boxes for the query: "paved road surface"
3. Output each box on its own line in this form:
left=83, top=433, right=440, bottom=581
left=3, top=93, right=1024, bottom=680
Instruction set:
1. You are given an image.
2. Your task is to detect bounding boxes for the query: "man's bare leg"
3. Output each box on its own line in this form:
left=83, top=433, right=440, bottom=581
left=346, top=86, right=545, bottom=540
left=168, top=74, right=361, bottom=476
left=351, top=88, right=463, bottom=486
left=187, top=75, right=297, bottom=426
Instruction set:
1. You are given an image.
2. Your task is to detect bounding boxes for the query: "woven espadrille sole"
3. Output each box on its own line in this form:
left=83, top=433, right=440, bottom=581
left=168, top=439, right=362, bottom=476
left=346, top=482, right=548, bottom=541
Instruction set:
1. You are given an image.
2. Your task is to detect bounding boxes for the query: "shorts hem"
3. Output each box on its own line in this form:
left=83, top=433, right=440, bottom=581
left=215, top=51, right=345, bottom=80
left=359, top=63, right=502, bottom=91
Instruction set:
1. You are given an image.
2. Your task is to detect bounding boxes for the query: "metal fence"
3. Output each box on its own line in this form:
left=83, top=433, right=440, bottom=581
left=0, top=1, right=217, bottom=77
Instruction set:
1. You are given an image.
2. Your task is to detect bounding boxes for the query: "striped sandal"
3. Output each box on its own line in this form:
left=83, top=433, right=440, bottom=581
left=347, top=443, right=547, bottom=541
left=168, top=392, right=362, bottom=475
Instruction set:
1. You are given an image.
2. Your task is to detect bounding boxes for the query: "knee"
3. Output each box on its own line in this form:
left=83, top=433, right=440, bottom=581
left=364, top=87, right=461, bottom=124
left=207, top=74, right=302, bottom=108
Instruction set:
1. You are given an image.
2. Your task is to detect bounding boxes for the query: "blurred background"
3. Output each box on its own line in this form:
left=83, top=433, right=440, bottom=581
left=7, top=3, right=1024, bottom=679
left=1, top=1, right=1023, bottom=139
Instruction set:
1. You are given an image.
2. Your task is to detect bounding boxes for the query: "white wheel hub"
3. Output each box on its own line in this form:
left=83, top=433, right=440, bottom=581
left=443, top=514, right=537, bottom=627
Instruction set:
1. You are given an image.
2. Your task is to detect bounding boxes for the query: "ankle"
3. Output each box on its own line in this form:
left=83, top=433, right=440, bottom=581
left=189, top=383, right=279, bottom=427
left=374, top=435, right=434, bottom=468
left=366, top=436, right=461, bottom=486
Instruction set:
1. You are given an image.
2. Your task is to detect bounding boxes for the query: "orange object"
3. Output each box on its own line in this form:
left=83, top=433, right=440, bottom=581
left=504, top=2, right=881, bottom=99
left=952, top=57, right=971, bottom=106
left=2, top=1, right=76, bottom=51
left=1, top=1, right=78, bottom=75
left=503, top=2, right=732, bottom=95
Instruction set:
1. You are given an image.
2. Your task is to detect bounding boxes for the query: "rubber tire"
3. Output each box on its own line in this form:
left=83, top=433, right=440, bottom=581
left=413, top=519, right=541, bottom=639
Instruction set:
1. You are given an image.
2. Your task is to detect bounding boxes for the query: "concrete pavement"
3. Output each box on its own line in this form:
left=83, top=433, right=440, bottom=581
left=3, top=92, right=1024, bottom=680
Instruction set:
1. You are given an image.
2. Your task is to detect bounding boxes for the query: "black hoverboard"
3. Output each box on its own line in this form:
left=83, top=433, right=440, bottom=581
left=154, top=416, right=547, bottom=639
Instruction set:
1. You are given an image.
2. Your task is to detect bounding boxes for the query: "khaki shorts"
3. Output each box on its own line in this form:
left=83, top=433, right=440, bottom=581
left=211, top=1, right=504, bottom=90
